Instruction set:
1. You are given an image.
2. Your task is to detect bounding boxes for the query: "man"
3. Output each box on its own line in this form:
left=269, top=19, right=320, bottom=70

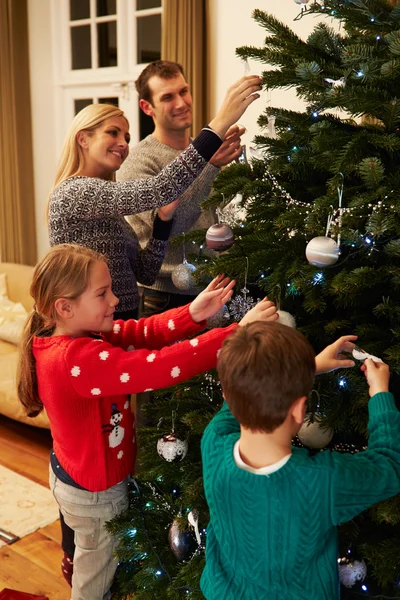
left=118, top=60, right=244, bottom=315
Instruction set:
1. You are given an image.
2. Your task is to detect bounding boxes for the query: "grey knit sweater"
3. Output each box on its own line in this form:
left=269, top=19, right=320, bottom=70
left=49, top=131, right=221, bottom=312
left=118, top=135, right=218, bottom=296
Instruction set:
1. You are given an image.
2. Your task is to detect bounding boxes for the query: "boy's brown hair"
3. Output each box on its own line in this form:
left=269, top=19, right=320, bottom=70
left=217, top=321, right=316, bottom=432
left=135, top=60, right=185, bottom=103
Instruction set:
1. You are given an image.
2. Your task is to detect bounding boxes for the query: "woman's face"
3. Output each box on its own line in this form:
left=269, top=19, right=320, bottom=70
left=79, top=115, right=131, bottom=178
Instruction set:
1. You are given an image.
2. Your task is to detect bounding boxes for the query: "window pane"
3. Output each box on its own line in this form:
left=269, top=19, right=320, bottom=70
left=98, top=21, right=117, bottom=67
left=137, top=15, right=161, bottom=64
left=71, top=26, right=92, bottom=69
left=70, top=0, right=90, bottom=21
left=137, top=0, right=161, bottom=9
left=99, top=97, right=119, bottom=107
left=74, top=99, right=93, bottom=115
left=97, top=0, right=116, bottom=17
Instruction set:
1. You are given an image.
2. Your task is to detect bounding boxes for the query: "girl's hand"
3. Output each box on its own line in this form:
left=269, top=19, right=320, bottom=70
left=189, top=275, right=235, bottom=324
left=209, top=76, right=263, bottom=137
left=239, top=297, right=278, bottom=327
left=315, top=335, right=357, bottom=374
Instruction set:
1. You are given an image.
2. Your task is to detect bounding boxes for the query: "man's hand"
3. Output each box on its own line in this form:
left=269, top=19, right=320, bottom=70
left=210, top=125, right=246, bottom=167
left=189, top=275, right=236, bottom=323
left=361, top=358, right=390, bottom=397
left=315, top=335, right=358, bottom=374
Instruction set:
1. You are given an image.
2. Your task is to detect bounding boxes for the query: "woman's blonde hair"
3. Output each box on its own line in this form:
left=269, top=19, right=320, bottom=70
left=46, top=103, right=129, bottom=221
left=17, top=244, right=107, bottom=417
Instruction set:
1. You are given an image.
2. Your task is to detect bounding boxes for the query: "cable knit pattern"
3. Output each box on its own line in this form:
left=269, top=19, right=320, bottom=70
left=33, top=305, right=237, bottom=492
left=119, top=135, right=218, bottom=296
left=49, top=130, right=222, bottom=312
left=201, top=395, right=400, bottom=600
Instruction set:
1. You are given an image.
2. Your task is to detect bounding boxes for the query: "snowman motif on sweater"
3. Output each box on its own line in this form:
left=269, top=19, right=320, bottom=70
left=102, top=403, right=125, bottom=448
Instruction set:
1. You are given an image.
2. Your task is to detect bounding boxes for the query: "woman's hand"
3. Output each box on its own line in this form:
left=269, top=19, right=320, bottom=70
left=315, top=335, right=357, bottom=374
left=189, top=275, right=236, bottom=323
left=209, top=76, right=263, bottom=137
left=239, top=297, right=278, bottom=327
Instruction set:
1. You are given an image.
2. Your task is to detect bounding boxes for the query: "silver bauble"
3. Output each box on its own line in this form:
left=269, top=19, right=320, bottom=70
left=277, top=310, right=296, bottom=328
left=157, top=432, right=188, bottom=462
left=205, top=223, right=235, bottom=252
left=338, top=558, right=367, bottom=588
left=169, top=518, right=197, bottom=561
left=298, top=414, right=334, bottom=449
left=206, top=304, right=230, bottom=328
left=305, top=236, right=340, bottom=267
left=171, top=260, right=196, bottom=291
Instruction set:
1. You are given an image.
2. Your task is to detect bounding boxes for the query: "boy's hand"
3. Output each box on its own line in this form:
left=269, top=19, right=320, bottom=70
left=189, top=275, right=235, bottom=324
left=239, top=297, right=278, bottom=327
left=315, top=335, right=358, bottom=374
left=361, top=358, right=390, bottom=397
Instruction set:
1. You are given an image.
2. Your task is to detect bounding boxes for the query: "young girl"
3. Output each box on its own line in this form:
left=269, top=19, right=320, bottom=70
left=17, top=243, right=277, bottom=600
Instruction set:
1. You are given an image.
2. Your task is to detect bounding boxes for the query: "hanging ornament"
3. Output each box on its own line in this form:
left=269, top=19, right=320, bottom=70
left=266, top=115, right=277, bottom=139
left=157, top=410, right=188, bottom=462
left=228, top=257, right=259, bottom=321
left=188, top=509, right=202, bottom=546
left=218, top=193, right=248, bottom=229
left=338, top=556, right=367, bottom=588
left=171, top=234, right=196, bottom=290
left=324, top=77, right=346, bottom=89
left=305, top=236, right=340, bottom=267
left=206, top=304, right=230, bottom=329
left=169, top=518, right=197, bottom=561
left=277, top=310, right=296, bottom=328
left=352, top=345, right=383, bottom=364
left=171, top=260, right=196, bottom=290
left=306, top=174, right=344, bottom=267
left=298, top=414, right=334, bottom=449
left=206, top=208, right=235, bottom=251
left=249, top=146, right=264, bottom=161
left=294, top=0, right=310, bottom=3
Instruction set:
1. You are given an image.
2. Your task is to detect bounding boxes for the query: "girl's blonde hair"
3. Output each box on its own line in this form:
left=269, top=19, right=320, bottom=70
left=46, top=103, right=129, bottom=222
left=17, top=244, right=106, bottom=417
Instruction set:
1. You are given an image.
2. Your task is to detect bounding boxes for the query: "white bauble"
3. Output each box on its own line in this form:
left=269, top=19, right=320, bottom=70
left=305, top=236, right=340, bottom=267
left=171, top=260, right=196, bottom=291
left=298, top=415, right=334, bottom=449
left=206, top=223, right=235, bottom=252
left=339, top=558, right=367, bottom=588
left=157, top=433, right=188, bottom=462
left=294, top=0, right=310, bottom=4
left=277, top=310, right=296, bottom=328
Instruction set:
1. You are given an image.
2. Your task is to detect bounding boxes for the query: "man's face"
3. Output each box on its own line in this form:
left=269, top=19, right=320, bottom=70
left=141, top=73, right=193, bottom=132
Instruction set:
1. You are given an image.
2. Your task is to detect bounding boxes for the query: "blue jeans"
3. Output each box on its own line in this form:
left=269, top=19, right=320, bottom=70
left=49, top=467, right=129, bottom=600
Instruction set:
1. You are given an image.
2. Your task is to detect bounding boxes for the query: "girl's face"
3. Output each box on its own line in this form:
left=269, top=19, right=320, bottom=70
left=78, top=116, right=131, bottom=178
left=69, top=261, right=119, bottom=335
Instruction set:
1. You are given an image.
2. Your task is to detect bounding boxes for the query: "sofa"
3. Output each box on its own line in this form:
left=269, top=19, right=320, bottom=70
left=0, top=262, right=50, bottom=429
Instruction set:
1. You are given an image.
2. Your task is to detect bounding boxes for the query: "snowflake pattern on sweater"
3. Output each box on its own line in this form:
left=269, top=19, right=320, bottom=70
left=33, top=304, right=237, bottom=492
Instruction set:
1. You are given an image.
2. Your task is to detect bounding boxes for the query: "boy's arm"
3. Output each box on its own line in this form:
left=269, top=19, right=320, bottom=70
left=328, top=391, right=400, bottom=525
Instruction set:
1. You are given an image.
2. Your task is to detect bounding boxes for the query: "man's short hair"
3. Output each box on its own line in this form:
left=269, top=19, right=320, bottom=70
left=135, top=60, right=186, bottom=103
left=217, top=321, right=316, bottom=433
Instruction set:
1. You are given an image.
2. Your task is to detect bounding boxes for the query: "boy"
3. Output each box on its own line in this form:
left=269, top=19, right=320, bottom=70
left=201, top=321, right=399, bottom=599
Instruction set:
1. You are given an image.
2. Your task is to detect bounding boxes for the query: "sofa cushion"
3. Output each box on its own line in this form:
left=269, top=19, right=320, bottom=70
left=0, top=293, right=28, bottom=345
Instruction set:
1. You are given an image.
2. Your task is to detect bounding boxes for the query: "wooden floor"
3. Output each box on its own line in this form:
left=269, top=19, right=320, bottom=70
left=0, top=415, right=70, bottom=599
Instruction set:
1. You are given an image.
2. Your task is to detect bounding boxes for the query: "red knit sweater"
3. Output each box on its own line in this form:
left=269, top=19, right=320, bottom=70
left=33, top=305, right=237, bottom=492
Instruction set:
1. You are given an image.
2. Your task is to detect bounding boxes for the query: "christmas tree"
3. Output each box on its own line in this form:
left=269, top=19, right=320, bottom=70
left=108, top=1, right=400, bottom=597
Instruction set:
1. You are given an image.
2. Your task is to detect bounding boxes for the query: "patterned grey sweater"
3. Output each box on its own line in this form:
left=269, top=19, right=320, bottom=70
left=49, top=130, right=221, bottom=312
left=119, top=135, right=218, bottom=296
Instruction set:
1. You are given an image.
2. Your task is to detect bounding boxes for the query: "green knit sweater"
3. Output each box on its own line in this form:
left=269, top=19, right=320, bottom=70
left=201, top=393, right=400, bottom=599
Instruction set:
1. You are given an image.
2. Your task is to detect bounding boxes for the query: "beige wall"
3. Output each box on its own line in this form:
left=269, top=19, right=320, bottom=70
left=28, top=0, right=327, bottom=256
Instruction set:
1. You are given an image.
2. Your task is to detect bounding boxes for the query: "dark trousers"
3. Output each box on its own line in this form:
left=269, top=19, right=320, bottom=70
left=60, top=306, right=139, bottom=559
